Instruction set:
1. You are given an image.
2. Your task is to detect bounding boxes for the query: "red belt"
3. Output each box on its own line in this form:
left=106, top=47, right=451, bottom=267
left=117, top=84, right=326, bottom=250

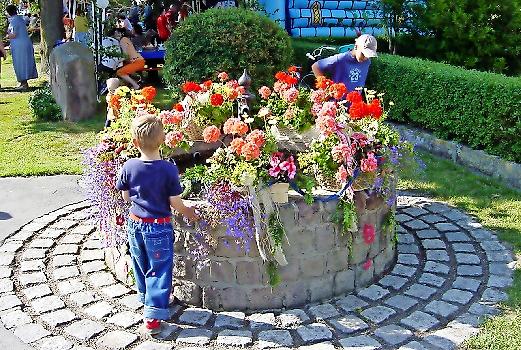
left=129, top=213, right=171, bottom=224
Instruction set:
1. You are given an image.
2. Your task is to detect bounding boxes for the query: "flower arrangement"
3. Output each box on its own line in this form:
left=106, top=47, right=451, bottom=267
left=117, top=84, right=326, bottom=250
left=83, top=68, right=416, bottom=287
left=176, top=72, right=244, bottom=140
left=256, top=66, right=314, bottom=132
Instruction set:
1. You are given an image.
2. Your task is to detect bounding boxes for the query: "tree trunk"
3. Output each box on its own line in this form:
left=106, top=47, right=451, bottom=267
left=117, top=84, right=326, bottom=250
left=39, top=0, right=64, bottom=73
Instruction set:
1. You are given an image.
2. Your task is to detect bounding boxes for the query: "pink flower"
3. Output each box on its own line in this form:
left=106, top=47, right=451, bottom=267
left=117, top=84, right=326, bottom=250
left=202, top=125, right=221, bottom=143
left=318, top=101, right=337, bottom=118
left=269, top=165, right=281, bottom=178
left=363, top=224, right=375, bottom=244
left=160, top=110, right=183, bottom=125
left=283, top=108, right=295, bottom=120
left=258, top=86, right=272, bottom=100
left=226, top=80, right=239, bottom=89
left=218, top=71, right=229, bottom=82
left=283, top=87, right=299, bottom=104
left=332, top=143, right=353, bottom=163
left=361, top=153, right=378, bottom=173
left=273, top=81, right=284, bottom=93
left=270, top=152, right=284, bottom=167
left=311, top=89, right=326, bottom=104
left=165, top=131, right=184, bottom=148
left=316, top=114, right=338, bottom=137
left=246, top=129, right=266, bottom=147
left=280, top=156, right=297, bottom=179
left=311, top=102, right=322, bottom=117
left=363, top=259, right=373, bottom=271
left=351, top=132, right=368, bottom=147
left=336, top=165, right=348, bottom=183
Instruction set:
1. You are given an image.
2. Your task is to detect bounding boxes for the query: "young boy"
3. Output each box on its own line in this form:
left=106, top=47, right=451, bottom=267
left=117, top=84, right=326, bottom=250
left=116, top=114, right=198, bottom=334
left=312, top=34, right=378, bottom=92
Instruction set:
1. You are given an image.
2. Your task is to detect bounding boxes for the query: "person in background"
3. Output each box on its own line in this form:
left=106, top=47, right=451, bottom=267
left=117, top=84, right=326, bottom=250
left=117, top=13, right=133, bottom=33
left=178, top=1, right=191, bottom=22
left=22, top=12, right=30, bottom=26
left=131, top=23, right=155, bottom=51
left=74, top=8, right=89, bottom=47
left=166, top=4, right=179, bottom=31
left=27, top=13, right=40, bottom=38
left=112, top=27, right=145, bottom=89
left=0, top=40, right=6, bottom=89
left=143, top=0, right=154, bottom=31
left=312, top=34, right=377, bottom=92
left=128, top=1, right=141, bottom=25
left=116, top=114, right=198, bottom=335
left=5, top=5, right=38, bottom=91
left=63, top=12, right=74, bottom=41
left=156, top=7, right=170, bottom=43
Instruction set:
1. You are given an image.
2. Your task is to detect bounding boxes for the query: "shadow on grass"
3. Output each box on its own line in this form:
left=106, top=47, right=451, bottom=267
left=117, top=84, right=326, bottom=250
left=22, top=108, right=106, bottom=136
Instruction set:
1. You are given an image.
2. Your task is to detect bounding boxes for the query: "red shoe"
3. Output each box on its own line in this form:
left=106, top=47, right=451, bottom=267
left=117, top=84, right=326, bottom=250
left=144, top=318, right=161, bottom=335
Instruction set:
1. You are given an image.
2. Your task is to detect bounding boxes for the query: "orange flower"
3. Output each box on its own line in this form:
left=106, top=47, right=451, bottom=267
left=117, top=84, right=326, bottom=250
left=223, top=117, right=239, bottom=134
left=246, top=129, right=266, bottom=147
left=141, top=86, right=157, bottom=102
left=109, top=94, right=121, bottom=110
left=230, top=137, right=246, bottom=155
left=241, top=142, right=260, bottom=161
left=275, top=71, right=286, bottom=81
left=203, top=80, right=213, bottom=89
left=316, top=76, right=333, bottom=90
left=288, top=66, right=298, bottom=73
left=330, top=83, right=347, bottom=100
left=202, top=125, right=221, bottom=143
left=232, top=120, right=249, bottom=136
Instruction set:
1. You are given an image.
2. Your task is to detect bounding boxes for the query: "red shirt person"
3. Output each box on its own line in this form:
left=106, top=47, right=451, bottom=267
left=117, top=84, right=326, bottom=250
left=156, top=10, right=170, bottom=42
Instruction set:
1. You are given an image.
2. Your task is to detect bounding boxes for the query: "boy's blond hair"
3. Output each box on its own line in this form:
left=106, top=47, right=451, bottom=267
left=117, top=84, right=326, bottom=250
left=131, top=115, right=165, bottom=151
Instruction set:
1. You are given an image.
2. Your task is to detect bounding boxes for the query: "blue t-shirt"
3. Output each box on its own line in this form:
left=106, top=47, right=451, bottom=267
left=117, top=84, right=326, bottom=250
left=316, top=52, right=371, bottom=92
left=116, top=159, right=183, bottom=218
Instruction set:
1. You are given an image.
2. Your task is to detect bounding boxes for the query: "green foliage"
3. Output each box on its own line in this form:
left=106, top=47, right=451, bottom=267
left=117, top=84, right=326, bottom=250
left=163, top=8, right=293, bottom=90
left=266, top=261, right=281, bottom=287
left=28, top=86, right=62, bottom=121
left=294, top=174, right=315, bottom=205
left=268, top=213, right=285, bottom=249
left=410, top=0, right=521, bottom=75
left=368, top=54, right=521, bottom=163
left=332, top=199, right=358, bottom=235
left=0, top=0, right=9, bottom=38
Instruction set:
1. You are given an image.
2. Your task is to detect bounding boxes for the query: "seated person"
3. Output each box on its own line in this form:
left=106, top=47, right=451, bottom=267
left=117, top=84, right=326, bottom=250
left=112, top=28, right=145, bottom=89
left=312, top=34, right=378, bottom=92
left=131, top=23, right=150, bottom=51
left=117, top=13, right=133, bottom=33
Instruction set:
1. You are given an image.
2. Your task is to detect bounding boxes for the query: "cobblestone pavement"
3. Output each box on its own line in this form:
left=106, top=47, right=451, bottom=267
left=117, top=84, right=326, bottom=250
left=0, top=195, right=515, bottom=350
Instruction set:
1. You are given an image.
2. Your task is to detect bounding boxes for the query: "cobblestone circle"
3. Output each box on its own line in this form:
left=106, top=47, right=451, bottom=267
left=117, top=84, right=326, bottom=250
left=0, top=195, right=515, bottom=350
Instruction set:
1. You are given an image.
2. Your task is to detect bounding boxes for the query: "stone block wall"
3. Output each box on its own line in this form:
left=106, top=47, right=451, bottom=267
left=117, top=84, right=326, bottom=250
left=171, top=192, right=396, bottom=311
left=105, top=192, right=396, bottom=312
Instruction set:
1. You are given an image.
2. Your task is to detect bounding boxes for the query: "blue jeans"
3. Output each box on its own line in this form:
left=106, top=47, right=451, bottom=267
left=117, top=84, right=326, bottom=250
left=127, top=219, right=174, bottom=320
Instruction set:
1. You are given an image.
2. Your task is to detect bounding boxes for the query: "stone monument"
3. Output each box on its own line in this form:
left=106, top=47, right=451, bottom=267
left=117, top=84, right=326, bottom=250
left=49, top=42, right=97, bottom=121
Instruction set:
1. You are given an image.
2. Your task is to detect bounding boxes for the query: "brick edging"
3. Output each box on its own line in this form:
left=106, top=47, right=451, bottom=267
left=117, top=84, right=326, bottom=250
left=391, top=123, right=521, bottom=191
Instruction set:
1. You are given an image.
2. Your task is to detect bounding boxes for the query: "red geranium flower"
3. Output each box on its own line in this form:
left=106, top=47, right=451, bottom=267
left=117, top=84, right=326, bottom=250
left=368, top=99, right=383, bottom=119
left=316, top=76, right=333, bottom=90
left=203, top=80, right=213, bottom=89
left=275, top=71, right=286, bottom=81
left=173, top=103, right=184, bottom=112
left=346, top=91, right=363, bottom=104
left=284, top=75, right=298, bottom=86
left=349, top=102, right=368, bottom=120
left=288, top=66, right=299, bottom=73
left=181, top=81, right=202, bottom=93
left=331, top=83, right=347, bottom=100
left=210, top=93, right=224, bottom=107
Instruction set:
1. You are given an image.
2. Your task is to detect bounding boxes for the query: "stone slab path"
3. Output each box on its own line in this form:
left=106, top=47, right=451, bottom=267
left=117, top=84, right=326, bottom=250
left=0, top=195, right=515, bottom=350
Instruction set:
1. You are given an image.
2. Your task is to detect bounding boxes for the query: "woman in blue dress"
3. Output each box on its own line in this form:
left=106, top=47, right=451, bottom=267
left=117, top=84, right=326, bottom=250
left=5, top=5, right=38, bottom=90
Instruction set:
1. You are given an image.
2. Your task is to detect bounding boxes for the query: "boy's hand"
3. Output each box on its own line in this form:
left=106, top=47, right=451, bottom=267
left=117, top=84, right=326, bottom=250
left=183, top=206, right=199, bottom=222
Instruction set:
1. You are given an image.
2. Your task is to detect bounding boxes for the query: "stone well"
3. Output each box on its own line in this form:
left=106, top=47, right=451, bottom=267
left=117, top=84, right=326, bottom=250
left=105, top=190, right=396, bottom=312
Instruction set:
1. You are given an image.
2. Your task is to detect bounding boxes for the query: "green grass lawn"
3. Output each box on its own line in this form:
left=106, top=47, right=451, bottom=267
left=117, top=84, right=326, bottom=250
left=0, top=53, right=174, bottom=177
left=400, top=152, right=521, bottom=350
left=0, top=53, right=104, bottom=176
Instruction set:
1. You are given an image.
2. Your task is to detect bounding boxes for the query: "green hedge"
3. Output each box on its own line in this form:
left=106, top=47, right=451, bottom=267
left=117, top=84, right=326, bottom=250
left=164, top=8, right=293, bottom=91
left=368, top=54, right=521, bottom=163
